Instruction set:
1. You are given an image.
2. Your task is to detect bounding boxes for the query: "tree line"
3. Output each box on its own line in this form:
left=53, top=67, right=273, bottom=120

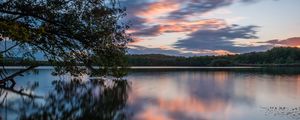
left=2, top=47, right=300, bottom=66
left=127, top=47, right=300, bottom=66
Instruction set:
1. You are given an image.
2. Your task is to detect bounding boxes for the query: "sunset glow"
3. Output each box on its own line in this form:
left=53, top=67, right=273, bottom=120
left=122, top=0, right=300, bottom=56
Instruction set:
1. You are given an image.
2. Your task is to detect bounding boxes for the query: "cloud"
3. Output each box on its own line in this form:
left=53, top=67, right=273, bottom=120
left=122, top=0, right=265, bottom=40
left=260, top=37, right=300, bottom=47
left=135, top=1, right=181, bottom=18
left=128, top=37, right=144, bottom=45
left=121, top=0, right=275, bottom=55
left=174, top=25, right=272, bottom=53
left=130, top=19, right=226, bottom=37
left=163, top=0, right=264, bottom=20
left=128, top=45, right=194, bottom=56
left=240, top=0, right=260, bottom=3
left=128, top=45, right=236, bottom=56
left=165, top=0, right=234, bottom=20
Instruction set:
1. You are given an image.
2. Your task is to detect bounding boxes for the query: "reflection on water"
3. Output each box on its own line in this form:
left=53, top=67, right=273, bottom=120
left=261, top=106, right=300, bottom=120
left=1, top=68, right=300, bottom=120
left=0, top=74, right=130, bottom=120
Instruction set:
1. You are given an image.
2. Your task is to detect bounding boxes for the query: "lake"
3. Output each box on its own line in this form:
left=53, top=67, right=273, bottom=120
left=1, top=67, right=300, bottom=120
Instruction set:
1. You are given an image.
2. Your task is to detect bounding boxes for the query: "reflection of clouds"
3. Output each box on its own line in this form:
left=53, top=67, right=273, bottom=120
left=132, top=98, right=227, bottom=120
left=126, top=71, right=250, bottom=120
left=134, top=106, right=172, bottom=120
left=3, top=69, right=300, bottom=120
left=250, top=75, right=300, bottom=106
left=127, top=72, right=190, bottom=107
left=127, top=71, right=300, bottom=120
left=234, top=74, right=300, bottom=106
left=156, top=98, right=227, bottom=119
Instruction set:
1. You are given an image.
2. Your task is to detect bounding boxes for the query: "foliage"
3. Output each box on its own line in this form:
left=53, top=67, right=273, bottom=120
left=233, top=47, right=300, bottom=64
left=0, top=0, right=130, bottom=76
left=210, top=59, right=233, bottom=66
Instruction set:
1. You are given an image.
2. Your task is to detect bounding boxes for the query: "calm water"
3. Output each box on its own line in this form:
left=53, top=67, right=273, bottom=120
left=1, top=68, right=300, bottom=120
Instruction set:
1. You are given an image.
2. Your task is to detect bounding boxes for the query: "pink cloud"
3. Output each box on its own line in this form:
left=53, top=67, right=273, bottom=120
left=136, top=0, right=180, bottom=19
left=130, top=19, right=227, bottom=37
left=262, top=37, right=300, bottom=47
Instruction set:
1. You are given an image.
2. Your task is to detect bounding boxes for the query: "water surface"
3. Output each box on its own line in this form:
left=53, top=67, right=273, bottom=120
left=1, top=68, right=300, bottom=120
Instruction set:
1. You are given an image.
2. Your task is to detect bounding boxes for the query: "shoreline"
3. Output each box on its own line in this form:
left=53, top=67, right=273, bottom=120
left=1, top=65, right=299, bottom=70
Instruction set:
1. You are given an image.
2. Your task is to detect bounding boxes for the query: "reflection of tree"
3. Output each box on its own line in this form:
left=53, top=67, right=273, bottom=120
left=0, top=83, right=42, bottom=99
left=0, top=80, right=42, bottom=120
left=1, top=78, right=130, bottom=120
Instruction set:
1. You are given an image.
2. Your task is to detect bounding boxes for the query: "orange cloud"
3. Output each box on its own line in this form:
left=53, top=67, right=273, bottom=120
left=181, top=49, right=235, bottom=56
left=136, top=1, right=180, bottom=19
left=130, top=19, right=227, bottom=37
left=277, top=37, right=300, bottom=47
left=213, top=50, right=236, bottom=55
left=160, top=19, right=226, bottom=32
left=129, top=0, right=228, bottom=36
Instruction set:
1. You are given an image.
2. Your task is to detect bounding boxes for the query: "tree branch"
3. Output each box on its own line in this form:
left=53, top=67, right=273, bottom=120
left=0, top=65, right=38, bottom=82
left=0, top=43, right=19, bottom=54
left=0, top=0, right=14, bottom=8
left=0, top=9, right=63, bottom=27
left=0, top=86, right=43, bottom=99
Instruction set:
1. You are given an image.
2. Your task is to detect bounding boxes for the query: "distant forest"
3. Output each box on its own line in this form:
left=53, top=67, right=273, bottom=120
left=1, top=47, right=300, bottom=66
left=127, top=47, right=300, bottom=66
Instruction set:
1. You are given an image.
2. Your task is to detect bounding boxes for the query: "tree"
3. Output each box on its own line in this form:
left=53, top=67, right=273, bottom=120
left=210, top=59, right=233, bottom=66
left=0, top=0, right=130, bottom=80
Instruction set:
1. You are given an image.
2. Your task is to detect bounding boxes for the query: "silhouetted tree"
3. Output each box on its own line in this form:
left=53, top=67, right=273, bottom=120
left=127, top=47, right=300, bottom=66
left=210, top=59, right=233, bottom=66
left=0, top=0, right=130, bottom=80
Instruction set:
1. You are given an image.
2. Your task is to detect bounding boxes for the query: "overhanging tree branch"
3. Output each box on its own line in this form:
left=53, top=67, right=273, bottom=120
left=0, top=43, right=19, bottom=54
left=0, top=0, right=129, bottom=77
left=0, top=65, right=37, bottom=82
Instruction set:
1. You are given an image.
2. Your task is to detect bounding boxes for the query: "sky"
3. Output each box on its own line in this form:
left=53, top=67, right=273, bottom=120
left=121, top=0, right=300, bottom=56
